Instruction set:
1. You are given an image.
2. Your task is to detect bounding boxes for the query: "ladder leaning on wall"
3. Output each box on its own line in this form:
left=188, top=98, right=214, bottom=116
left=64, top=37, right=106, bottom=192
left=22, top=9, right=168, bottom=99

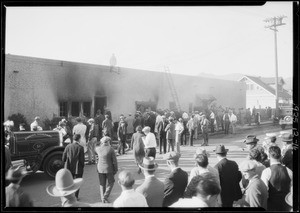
left=164, top=66, right=181, bottom=112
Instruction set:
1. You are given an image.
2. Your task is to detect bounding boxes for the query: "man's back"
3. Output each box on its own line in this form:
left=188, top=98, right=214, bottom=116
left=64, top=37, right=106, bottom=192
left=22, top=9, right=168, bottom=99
left=214, top=158, right=242, bottom=206
left=95, top=144, right=117, bottom=174
left=163, top=168, right=188, bottom=207
left=136, top=176, right=164, bottom=207
left=62, top=143, right=85, bottom=175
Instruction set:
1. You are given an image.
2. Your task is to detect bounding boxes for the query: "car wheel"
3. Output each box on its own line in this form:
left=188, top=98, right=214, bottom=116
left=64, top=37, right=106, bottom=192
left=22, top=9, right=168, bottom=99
left=43, top=151, right=64, bottom=179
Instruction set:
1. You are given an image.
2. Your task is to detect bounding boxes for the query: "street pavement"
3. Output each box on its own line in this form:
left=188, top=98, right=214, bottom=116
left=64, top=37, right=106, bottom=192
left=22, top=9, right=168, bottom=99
left=20, top=123, right=292, bottom=207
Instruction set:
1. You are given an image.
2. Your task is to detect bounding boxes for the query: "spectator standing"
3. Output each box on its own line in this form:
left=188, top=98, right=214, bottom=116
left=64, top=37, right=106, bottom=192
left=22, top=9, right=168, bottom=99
left=235, top=160, right=268, bottom=209
left=53, top=121, right=68, bottom=147
left=281, top=133, right=293, bottom=171
left=46, top=168, right=90, bottom=207
left=181, top=114, right=188, bottom=146
left=229, top=110, right=237, bottom=134
left=72, top=117, right=87, bottom=153
left=186, top=115, right=195, bottom=146
left=156, top=115, right=167, bottom=154
left=87, top=118, right=98, bottom=165
left=170, top=173, right=221, bottom=207
left=6, top=166, right=33, bottom=207
left=162, top=152, right=188, bottom=207
left=95, top=136, right=118, bottom=203
left=209, top=110, right=215, bottom=133
left=136, top=157, right=164, bottom=207
left=30, top=116, right=43, bottom=131
left=261, top=146, right=293, bottom=211
left=174, top=118, right=184, bottom=153
left=113, top=171, right=148, bottom=207
left=200, top=114, right=210, bottom=146
left=165, top=117, right=176, bottom=152
left=94, top=109, right=105, bottom=141
left=102, top=114, right=113, bottom=138
left=244, top=135, right=266, bottom=165
left=223, top=111, right=230, bottom=134
left=62, top=134, right=85, bottom=200
left=131, top=125, right=145, bottom=174
left=214, top=145, right=242, bottom=207
left=117, top=115, right=128, bottom=155
left=142, top=126, right=157, bottom=159
left=125, top=113, right=134, bottom=140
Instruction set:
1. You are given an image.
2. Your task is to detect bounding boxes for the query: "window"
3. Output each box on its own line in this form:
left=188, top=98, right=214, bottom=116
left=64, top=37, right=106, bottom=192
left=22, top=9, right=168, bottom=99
left=71, top=102, right=80, bottom=116
left=83, top=102, right=91, bottom=117
left=59, top=102, right=68, bottom=117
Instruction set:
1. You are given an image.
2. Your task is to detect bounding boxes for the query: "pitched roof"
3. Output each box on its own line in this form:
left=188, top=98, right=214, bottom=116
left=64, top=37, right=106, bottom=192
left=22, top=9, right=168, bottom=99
left=242, top=75, right=291, bottom=99
left=259, top=77, right=285, bottom=85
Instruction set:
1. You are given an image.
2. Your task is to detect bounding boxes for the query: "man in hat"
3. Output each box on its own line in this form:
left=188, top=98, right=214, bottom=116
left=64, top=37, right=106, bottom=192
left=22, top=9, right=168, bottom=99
left=170, top=173, right=221, bottom=207
left=261, top=146, right=293, bottom=211
left=244, top=135, right=265, bottom=162
left=86, top=118, right=99, bottom=165
left=142, top=126, right=157, bottom=158
left=62, top=134, right=85, bottom=200
left=200, top=114, right=210, bottom=146
left=165, top=117, right=176, bottom=152
left=235, top=160, right=268, bottom=209
left=214, top=145, right=242, bottom=207
left=156, top=115, right=168, bottom=154
left=186, top=115, right=195, bottom=146
left=281, top=133, right=293, bottom=171
left=223, top=111, right=230, bottom=134
left=47, top=168, right=90, bottom=207
left=113, top=170, right=148, bottom=207
left=125, top=113, right=134, bottom=140
left=94, top=109, right=105, bottom=141
left=95, top=136, right=118, bottom=203
left=117, top=115, right=128, bottom=156
left=136, top=157, right=164, bottom=207
left=6, top=166, right=33, bottom=207
left=30, top=116, right=43, bottom=131
left=72, top=117, right=87, bottom=153
left=162, top=152, right=188, bottom=207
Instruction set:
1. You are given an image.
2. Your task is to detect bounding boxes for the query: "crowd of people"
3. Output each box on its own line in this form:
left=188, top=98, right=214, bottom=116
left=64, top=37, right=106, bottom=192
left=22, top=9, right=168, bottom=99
left=3, top=107, right=294, bottom=210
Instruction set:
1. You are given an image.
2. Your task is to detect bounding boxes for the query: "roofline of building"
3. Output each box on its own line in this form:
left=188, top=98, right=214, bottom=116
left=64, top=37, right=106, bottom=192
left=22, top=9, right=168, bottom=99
left=239, top=75, right=276, bottom=97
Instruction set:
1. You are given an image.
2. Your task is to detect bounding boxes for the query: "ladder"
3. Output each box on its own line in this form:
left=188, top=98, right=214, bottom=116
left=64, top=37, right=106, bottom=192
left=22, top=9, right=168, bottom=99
left=164, top=66, right=181, bottom=112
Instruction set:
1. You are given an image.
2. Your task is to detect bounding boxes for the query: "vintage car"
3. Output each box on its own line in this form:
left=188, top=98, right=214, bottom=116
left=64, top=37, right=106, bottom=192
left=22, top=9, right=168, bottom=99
left=278, top=105, right=293, bottom=130
left=9, top=130, right=65, bottom=179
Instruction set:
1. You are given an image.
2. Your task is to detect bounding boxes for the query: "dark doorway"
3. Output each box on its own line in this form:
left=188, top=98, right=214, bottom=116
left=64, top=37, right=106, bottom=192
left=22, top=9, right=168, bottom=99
left=94, top=96, right=107, bottom=115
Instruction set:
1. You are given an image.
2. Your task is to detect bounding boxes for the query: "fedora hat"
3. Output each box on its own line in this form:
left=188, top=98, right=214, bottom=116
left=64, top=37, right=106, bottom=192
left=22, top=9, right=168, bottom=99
left=244, top=135, right=259, bottom=144
left=282, top=133, right=293, bottom=143
left=46, top=169, right=83, bottom=197
left=138, top=157, right=158, bottom=171
left=6, top=166, right=29, bottom=181
left=213, top=145, right=228, bottom=154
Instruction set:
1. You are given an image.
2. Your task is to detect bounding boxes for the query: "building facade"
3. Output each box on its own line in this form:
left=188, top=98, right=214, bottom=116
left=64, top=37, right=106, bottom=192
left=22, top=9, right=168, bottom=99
left=5, top=54, right=246, bottom=123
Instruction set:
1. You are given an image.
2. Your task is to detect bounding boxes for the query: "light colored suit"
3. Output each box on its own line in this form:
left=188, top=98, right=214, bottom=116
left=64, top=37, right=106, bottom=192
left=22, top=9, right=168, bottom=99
left=136, top=176, right=164, bottom=207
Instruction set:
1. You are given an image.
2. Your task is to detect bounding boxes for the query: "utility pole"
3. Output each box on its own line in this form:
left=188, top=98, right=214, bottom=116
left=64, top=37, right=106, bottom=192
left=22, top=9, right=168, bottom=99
left=264, top=16, right=286, bottom=117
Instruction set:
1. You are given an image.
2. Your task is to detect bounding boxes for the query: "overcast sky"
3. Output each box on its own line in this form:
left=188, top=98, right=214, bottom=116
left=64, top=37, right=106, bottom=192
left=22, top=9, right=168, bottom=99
left=5, top=2, right=293, bottom=78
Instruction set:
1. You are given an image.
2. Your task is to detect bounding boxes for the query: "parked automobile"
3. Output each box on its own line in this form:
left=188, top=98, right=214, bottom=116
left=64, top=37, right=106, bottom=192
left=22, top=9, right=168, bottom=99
left=8, top=130, right=65, bottom=179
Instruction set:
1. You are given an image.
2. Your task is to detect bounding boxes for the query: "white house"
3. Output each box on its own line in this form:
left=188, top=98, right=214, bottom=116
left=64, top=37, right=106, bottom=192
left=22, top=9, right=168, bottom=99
left=239, top=75, right=292, bottom=109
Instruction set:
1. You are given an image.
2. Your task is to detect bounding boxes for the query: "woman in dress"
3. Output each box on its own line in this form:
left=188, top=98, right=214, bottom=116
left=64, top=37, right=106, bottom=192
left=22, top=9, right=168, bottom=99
left=130, top=125, right=145, bottom=174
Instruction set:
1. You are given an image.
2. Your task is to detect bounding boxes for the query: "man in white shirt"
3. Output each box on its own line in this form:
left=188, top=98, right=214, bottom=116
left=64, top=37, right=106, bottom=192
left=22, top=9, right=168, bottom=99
left=170, top=173, right=221, bottom=208
left=30, top=116, right=43, bottom=131
left=229, top=110, right=237, bottom=134
left=113, top=170, right=148, bottom=207
left=72, top=117, right=87, bottom=153
left=142, top=126, right=157, bottom=159
left=260, top=146, right=292, bottom=211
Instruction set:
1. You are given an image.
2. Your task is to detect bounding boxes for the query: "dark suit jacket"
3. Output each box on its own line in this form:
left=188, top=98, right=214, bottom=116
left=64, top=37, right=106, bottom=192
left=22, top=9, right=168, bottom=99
left=163, top=168, right=188, bottom=207
left=157, top=121, right=167, bottom=137
left=95, top=144, right=118, bottom=174
left=214, top=158, right=242, bottom=204
left=62, top=142, right=85, bottom=175
left=136, top=176, right=165, bottom=207
left=165, top=122, right=175, bottom=140
left=282, top=147, right=293, bottom=171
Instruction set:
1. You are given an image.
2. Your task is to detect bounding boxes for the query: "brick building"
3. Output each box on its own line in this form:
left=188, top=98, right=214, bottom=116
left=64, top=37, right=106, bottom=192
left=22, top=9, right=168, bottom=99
left=5, top=54, right=246, bottom=123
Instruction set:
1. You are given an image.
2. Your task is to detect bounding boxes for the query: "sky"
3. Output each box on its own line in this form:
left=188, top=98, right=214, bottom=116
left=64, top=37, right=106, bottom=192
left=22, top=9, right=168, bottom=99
left=5, top=2, right=294, bottom=78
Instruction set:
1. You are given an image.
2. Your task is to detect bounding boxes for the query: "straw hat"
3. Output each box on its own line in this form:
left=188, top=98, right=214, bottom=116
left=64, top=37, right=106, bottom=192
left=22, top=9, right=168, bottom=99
left=138, top=157, right=158, bottom=171
left=46, top=169, right=83, bottom=197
